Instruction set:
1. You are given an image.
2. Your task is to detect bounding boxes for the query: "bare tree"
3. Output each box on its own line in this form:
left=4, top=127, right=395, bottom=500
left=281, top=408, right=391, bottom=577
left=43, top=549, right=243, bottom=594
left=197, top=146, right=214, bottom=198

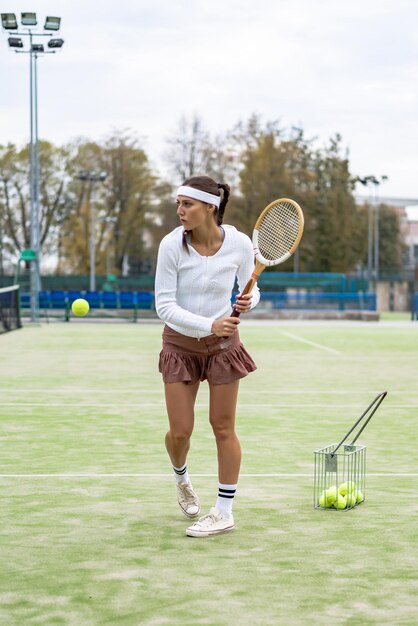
left=164, top=114, right=211, bottom=181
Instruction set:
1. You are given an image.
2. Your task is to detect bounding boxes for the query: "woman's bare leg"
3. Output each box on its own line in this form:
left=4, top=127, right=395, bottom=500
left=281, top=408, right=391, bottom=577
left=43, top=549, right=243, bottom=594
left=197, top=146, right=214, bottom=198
left=208, top=380, right=241, bottom=484
left=164, top=381, right=200, bottom=468
left=185, top=380, right=241, bottom=534
left=165, top=381, right=201, bottom=518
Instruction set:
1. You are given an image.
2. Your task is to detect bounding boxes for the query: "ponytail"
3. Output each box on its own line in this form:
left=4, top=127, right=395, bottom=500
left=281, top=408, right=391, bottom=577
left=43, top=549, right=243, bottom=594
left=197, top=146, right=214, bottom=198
left=216, top=183, right=230, bottom=226
left=182, top=229, right=189, bottom=253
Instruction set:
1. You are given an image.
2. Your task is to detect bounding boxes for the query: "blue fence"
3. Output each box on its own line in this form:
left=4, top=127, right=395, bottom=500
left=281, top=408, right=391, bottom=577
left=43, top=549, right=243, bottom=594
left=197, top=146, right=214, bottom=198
left=259, top=291, right=376, bottom=311
left=21, top=290, right=154, bottom=311
left=20, top=289, right=378, bottom=316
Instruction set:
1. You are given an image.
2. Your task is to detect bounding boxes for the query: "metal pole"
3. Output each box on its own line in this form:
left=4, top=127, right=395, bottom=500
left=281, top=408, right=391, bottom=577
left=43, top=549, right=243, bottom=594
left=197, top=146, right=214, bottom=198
left=90, top=181, right=96, bottom=291
left=34, top=51, right=41, bottom=317
left=2, top=20, right=63, bottom=321
left=29, top=35, right=37, bottom=323
left=367, top=190, right=373, bottom=290
left=373, top=184, right=379, bottom=283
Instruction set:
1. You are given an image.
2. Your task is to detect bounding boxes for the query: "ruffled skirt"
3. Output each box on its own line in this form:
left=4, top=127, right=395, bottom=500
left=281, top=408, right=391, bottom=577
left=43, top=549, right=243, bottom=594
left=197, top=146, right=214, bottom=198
left=159, top=325, right=257, bottom=385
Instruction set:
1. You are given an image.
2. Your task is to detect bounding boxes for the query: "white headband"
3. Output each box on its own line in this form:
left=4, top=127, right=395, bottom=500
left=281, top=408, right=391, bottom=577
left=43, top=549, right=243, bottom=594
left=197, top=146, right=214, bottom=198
left=176, top=185, right=221, bottom=208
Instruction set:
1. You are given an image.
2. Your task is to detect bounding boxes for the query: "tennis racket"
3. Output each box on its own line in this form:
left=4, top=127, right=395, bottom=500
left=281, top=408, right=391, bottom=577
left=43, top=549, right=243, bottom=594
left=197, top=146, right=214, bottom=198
left=232, top=198, right=304, bottom=317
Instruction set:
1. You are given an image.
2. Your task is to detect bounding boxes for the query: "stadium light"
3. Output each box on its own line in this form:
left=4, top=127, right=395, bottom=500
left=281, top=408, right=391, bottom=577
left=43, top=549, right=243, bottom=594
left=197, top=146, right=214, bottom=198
left=1, top=12, right=63, bottom=323
left=48, top=38, right=64, bottom=49
left=1, top=13, right=18, bottom=30
left=44, top=16, right=60, bottom=31
left=77, top=170, right=108, bottom=182
left=357, top=176, right=375, bottom=289
left=76, top=170, right=109, bottom=291
left=21, top=12, right=37, bottom=26
left=8, top=37, right=23, bottom=48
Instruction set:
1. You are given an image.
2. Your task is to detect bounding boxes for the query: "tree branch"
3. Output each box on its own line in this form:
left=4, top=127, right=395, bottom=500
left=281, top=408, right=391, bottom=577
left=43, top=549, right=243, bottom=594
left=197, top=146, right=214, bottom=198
left=2, top=178, right=22, bottom=250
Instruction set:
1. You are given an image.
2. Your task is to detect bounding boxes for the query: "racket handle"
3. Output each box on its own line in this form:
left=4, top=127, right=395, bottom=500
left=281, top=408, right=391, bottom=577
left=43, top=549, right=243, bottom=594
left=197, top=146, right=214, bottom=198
left=230, top=273, right=259, bottom=319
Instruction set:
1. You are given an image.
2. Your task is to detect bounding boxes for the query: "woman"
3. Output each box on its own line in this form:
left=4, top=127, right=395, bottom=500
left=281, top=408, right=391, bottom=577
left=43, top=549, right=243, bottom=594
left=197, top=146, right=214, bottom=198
left=155, top=175, right=260, bottom=537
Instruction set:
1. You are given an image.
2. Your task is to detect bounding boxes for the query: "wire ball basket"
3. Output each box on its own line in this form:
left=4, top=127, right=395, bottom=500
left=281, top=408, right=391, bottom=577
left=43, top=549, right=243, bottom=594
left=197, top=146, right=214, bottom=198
left=314, top=392, right=387, bottom=511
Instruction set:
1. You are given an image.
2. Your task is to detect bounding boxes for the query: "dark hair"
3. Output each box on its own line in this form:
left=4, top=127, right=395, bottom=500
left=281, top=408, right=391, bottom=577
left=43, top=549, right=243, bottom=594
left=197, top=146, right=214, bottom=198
left=180, top=175, right=231, bottom=251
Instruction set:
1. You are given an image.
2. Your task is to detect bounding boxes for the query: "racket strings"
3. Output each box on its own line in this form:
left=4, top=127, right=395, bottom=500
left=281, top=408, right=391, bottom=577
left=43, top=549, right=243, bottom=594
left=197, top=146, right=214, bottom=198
left=257, top=201, right=301, bottom=261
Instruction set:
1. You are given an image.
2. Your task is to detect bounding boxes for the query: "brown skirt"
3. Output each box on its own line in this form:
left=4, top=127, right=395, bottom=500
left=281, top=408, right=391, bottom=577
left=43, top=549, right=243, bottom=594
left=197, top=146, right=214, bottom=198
left=159, top=325, right=257, bottom=385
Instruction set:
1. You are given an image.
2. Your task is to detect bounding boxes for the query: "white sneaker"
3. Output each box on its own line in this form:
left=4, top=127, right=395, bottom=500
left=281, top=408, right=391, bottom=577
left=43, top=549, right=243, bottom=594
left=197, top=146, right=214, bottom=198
left=176, top=481, right=200, bottom=518
left=186, top=507, right=235, bottom=537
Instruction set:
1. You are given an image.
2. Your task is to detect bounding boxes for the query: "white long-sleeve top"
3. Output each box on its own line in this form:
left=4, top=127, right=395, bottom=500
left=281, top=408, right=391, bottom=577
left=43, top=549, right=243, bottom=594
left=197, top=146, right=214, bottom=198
left=154, top=225, right=260, bottom=338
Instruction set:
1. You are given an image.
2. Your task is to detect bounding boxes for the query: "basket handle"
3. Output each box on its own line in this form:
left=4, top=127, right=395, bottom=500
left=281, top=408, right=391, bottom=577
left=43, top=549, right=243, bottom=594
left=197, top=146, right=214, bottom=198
left=332, top=391, right=387, bottom=456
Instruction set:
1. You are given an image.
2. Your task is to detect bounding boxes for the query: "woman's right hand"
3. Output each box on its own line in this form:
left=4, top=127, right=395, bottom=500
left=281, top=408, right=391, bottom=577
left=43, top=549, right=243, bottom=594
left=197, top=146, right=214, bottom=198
left=211, top=316, right=240, bottom=337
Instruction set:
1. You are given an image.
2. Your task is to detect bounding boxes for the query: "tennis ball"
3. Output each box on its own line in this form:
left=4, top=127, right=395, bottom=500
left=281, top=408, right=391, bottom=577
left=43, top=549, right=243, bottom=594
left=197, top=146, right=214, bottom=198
left=71, top=298, right=89, bottom=317
left=319, top=492, right=332, bottom=508
left=325, top=486, right=337, bottom=505
left=345, top=492, right=357, bottom=507
left=356, top=490, right=364, bottom=503
left=338, top=481, right=356, bottom=496
left=333, top=494, right=347, bottom=509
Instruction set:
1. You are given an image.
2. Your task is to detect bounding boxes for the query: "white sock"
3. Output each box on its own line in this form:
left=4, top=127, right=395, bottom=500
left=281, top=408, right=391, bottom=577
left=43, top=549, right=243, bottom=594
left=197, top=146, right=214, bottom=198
left=172, top=463, right=190, bottom=484
left=215, top=483, right=237, bottom=518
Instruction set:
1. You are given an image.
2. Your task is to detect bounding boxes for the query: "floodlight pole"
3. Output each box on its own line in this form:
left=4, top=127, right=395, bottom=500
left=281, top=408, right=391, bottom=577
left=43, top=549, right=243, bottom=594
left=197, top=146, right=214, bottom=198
left=29, top=45, right=43, bottom=318
left=1, top=16, right=62, bottom=322
left=367, top=187, right=373, bottom=288
left=372, top=181, right=379, bottom=282
left=15, top=31, right=52, bottom=323
left=355, top=177, right=374, bottom=290
left=33, top=50, right=42, bottom=296
left=372, top=176, right=388, bottom=284
left=356, top=175, right=388, bottom=290
left=29, top=32, right=38, bottom=323
left=76, top=170, right=108, bottom=291
left=90, top=181, right=97, bottom=292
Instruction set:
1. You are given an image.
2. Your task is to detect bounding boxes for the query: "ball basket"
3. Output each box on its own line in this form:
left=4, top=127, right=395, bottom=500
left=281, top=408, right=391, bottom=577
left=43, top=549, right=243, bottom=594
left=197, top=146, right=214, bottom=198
left=314, top=392, right=387, bottom=511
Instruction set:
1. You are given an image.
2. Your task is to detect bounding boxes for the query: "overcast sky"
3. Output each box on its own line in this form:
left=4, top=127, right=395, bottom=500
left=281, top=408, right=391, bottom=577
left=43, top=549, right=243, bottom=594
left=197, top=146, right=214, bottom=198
left=1, top=0, right=418, bottom=203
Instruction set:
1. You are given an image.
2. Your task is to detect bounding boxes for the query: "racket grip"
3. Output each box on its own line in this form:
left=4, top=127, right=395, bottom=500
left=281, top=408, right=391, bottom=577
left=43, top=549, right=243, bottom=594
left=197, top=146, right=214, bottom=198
left=231, top=274, right=258, bottom=319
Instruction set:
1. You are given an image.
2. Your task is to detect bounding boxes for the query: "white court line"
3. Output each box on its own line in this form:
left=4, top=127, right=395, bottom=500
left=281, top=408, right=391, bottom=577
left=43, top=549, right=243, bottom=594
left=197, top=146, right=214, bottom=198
left=0, top=388, right=401, bottom=393
left=0, top=402, right=415, bottom=408
left=282, top=331, right=341, bottom=355
left=0, top=473, right=417, bottom=478
left=0, top=388, right=412, bottom=397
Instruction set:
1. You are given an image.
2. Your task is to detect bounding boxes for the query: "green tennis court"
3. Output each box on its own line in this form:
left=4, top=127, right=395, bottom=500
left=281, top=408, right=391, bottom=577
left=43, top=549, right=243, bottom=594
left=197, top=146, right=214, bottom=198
left=1, top=321, right=418, bottom=625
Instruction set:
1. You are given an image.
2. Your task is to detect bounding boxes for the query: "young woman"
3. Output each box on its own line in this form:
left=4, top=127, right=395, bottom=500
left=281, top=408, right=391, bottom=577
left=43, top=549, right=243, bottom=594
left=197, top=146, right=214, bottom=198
left=154, top=175, right=260, bottom=537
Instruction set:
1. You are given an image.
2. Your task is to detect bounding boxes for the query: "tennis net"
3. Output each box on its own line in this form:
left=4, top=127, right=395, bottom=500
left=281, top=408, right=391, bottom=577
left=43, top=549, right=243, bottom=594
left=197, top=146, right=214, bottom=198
left=0, top=285, right=22, bottom=334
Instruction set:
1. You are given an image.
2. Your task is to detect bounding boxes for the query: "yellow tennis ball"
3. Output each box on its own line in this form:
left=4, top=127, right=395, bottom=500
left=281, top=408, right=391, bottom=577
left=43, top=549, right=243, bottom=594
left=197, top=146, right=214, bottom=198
left=71, top=298, right=89, bottom=317
left=333, top=494, right=347, bottom=509
left=325, top=486, right=337, bottom=505
left=356, top=490, right=364, bottom=503
left=338, top=481, right=356, bottom=496
left=345, top=492, right=357, bottom=507
left=319, top=492, right=332, bottom=508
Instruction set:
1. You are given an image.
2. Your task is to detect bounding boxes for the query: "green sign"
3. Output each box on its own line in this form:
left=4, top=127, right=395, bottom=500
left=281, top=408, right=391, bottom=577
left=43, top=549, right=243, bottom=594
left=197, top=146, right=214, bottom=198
left=20, top=248, right=37, bottom=261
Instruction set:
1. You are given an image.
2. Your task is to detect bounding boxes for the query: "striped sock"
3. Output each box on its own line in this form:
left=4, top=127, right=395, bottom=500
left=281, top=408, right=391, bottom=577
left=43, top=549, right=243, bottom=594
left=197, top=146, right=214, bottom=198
left=172, top=463, right=190, bottom=484
left=215, top=483, right=237, bottom=518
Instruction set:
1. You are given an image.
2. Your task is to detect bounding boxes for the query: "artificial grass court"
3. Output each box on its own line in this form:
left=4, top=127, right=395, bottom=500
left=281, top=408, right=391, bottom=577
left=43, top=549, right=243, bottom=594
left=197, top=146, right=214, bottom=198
left=1, top=321, right=418, bottom=626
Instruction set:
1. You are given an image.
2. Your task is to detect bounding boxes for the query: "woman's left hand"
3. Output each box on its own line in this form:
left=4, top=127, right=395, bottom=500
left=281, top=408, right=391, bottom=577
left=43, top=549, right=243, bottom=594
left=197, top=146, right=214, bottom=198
left=233, top=293, right=253, bottom=314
